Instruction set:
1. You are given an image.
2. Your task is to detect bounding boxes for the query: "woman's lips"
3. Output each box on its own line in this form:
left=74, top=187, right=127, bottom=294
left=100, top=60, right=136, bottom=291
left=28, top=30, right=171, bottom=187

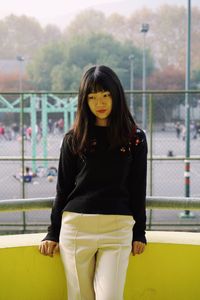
left=96, top=109, right=106, bottom=113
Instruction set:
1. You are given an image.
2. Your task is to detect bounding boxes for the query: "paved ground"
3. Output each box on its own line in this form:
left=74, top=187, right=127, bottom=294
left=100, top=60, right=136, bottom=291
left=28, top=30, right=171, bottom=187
left=0, top=131, right=200, bottom=234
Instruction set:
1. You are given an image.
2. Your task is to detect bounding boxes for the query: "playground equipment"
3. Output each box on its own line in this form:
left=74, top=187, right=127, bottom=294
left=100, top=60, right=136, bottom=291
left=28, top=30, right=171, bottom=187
left=0, top=93, right=78, bottom=171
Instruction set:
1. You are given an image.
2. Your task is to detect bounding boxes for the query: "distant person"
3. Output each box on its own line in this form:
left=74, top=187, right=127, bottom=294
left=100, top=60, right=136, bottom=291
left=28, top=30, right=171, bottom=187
left=36, top=124, right=42, bottom=142
left=23, top=166, right=33, bottom=182
left=175, top=121, right=181, bottom=138
left=5, top=126, right=12, bottom=141
left=26, top=126, right=32, bottom=140
left=0, top=123, right=6, bottom=141
left=39, top=65, right=147, bottom=300
left=11, top=123, right=19, bottom=140
left=13, top=166, right=33, bottom=183
left=57, top=118, right=64, bottom=133
left=48, top=118, right=53, bottom=133
left=190, top=121, right=197, bottom=139
left=181, top=124, right=186, bottom=141
left=196, top=122, right=200, bottom=137
left=20, top=125, right=27, bottom=141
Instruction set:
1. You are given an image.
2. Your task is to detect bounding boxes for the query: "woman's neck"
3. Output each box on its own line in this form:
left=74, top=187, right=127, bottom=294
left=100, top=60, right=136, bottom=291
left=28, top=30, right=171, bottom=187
left=95, top=118, right=108, bottom=127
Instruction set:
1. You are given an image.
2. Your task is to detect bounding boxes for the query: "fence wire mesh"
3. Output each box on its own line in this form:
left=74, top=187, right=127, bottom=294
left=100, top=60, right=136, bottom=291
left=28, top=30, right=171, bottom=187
left=0, top=91, right=200, bottom=234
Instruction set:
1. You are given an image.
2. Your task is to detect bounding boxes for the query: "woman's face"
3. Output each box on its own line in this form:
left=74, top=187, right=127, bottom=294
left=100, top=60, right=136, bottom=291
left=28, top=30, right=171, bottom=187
left=87, top=91, right=112, bottom=122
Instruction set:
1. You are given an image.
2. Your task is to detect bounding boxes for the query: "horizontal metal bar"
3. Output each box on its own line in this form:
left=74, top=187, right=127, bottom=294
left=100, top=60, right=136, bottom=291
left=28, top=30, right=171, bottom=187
left=125, top=90, right=200, bottom=95
left=0, top=90, right=200, bottom=95
left=148, top=224, right=200, bottom=226
left=0, top=157, right=59, bottom=161
left=1, top=196, right=200, bottom=212
left=0, top=224, right=48, bottom=226
left=0, top=156, right=200, bottom=162
left=149, top=156, right=200, bottom=161
left=147, top=196, right=200, bottom=210
left=0, top=92, right=78, bottom=95
left=0, top=198, right=53, bottom=212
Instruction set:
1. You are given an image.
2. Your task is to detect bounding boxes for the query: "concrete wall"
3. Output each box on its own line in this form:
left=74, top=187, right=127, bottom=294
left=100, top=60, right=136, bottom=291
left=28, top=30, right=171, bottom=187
left=0, top=231, right=200, bottom=300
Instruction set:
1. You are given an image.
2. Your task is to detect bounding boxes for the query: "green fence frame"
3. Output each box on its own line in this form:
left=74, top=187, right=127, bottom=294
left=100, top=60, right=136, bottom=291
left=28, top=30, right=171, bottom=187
left=0, top=90, right=200, bottom=232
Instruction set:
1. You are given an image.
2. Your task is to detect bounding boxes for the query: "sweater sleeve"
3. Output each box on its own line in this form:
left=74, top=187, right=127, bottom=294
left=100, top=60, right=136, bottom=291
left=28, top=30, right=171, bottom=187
left=42, top=133, right=77, bottom=242
left=129, top=128, right=148, bottom=244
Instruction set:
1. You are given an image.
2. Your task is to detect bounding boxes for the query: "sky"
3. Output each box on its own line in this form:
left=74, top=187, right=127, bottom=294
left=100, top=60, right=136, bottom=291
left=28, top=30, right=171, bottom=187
left=1, top=0, right=200, bottom=29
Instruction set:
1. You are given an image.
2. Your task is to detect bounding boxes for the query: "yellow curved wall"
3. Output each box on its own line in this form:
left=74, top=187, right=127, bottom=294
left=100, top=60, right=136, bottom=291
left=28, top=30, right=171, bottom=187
left=0, top=232, right=200, bottom=300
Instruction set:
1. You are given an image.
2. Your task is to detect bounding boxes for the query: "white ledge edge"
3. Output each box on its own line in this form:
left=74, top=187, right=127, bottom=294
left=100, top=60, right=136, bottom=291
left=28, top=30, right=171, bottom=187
left=0, top=231, right=200, bottom=249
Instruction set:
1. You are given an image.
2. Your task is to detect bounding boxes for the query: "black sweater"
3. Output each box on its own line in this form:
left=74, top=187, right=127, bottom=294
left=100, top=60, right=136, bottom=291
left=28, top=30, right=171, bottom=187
left=43, top=125, right=147, bottom=244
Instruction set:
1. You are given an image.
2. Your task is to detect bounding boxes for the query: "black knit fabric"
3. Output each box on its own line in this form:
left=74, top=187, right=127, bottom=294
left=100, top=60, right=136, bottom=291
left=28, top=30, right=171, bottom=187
left=43, top=125, right=147, bottom=244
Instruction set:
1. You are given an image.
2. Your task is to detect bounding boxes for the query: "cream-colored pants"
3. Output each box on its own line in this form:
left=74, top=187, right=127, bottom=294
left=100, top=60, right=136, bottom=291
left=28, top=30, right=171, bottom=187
left=59, top=212, right=134, bottom=300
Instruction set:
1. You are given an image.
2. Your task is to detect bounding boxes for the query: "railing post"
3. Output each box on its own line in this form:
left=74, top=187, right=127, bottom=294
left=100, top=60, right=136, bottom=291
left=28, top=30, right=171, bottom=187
left=20, top=93, right=26, bottom=232
left=64, top=95, right=69, bottom=132
left=181, top=0, right=194, bottom=218
left=42, top=94, right=48, bottom=169
left=148, top=93, right=153, bottom=230
left=31, top=93, right=37, bottom=172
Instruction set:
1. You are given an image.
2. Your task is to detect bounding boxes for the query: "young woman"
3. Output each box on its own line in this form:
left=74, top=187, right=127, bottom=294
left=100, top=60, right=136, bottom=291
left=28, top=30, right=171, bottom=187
left=39, top=65, right=147, bottom=300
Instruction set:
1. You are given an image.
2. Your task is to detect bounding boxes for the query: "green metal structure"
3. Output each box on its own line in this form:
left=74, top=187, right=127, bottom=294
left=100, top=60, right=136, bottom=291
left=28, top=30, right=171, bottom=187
left=0, top=93, right=78, bottom=172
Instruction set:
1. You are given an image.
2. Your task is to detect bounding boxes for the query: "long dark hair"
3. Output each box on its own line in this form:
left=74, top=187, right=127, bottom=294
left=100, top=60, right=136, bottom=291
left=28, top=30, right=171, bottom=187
left=71, top=65, right=136, bottom=155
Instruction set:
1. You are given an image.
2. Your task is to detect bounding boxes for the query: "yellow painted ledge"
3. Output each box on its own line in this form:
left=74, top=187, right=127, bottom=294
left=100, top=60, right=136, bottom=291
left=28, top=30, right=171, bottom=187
left=0, top=232, right=200, bottom=300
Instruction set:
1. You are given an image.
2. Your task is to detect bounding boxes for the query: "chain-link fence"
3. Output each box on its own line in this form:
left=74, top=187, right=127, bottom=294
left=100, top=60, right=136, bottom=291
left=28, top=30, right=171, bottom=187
left=0, top=91, right=200, bottom=234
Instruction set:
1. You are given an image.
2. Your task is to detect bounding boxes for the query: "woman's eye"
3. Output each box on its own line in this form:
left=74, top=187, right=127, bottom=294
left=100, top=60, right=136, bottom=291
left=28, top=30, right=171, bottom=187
left=103, top=93, right=110, bottom=98
left=88, top=96, right=94, bottom=100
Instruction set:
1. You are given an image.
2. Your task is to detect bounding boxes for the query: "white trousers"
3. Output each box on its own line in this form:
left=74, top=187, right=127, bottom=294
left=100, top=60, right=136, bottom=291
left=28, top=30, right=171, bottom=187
left=59, top=212, right=134, bottom=300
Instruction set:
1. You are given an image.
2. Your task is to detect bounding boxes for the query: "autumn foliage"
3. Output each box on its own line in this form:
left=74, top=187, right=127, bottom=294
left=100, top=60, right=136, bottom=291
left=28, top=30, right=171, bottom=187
left=148, top=66, right=185, bottom=90
left=0, top=73, right=34, bottom=92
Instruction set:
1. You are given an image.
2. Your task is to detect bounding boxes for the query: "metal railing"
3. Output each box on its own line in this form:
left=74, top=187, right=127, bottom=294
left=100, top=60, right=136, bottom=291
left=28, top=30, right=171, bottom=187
left=0, top=196, right=200, bottom=234
left=1, top=196, right=200, bottom=212
left=0, top=91, right=200, bottom=233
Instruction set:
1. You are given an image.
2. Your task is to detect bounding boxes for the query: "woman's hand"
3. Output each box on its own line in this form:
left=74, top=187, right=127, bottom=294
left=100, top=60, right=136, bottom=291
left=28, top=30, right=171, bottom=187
left=38, top=240, right=59, bottom=258
left=132, top=241, right=146, bottom=256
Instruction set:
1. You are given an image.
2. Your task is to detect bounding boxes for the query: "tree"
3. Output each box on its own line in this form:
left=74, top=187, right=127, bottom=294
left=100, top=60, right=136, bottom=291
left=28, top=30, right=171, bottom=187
left=105, top=13, right=129, bottom=41
left=192, top=69, right=200, bottom=89
left=63, top=10, right=106, bottom=40
left=27, top=43, right=65, bottom=90
left=148, top=66, right=185, bottom=122
left=1, top=4, right=200, bottom=83
left=0, top=14, right=44, bottom=59
left=191, top=69, right=200, bottom=110
left=51, top=64, right=82, bottom=91
left=152, top=5, right=186, bottom=69
left=50, top=33, right=154, bottom=91
left=0, top=14, right=63, bottom=61
left=43, top=25, right=62, bottom=45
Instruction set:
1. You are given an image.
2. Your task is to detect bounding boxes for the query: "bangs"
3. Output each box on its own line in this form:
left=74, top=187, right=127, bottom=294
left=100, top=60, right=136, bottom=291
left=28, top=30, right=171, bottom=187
left=86, top=72, right=113, bottom=94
